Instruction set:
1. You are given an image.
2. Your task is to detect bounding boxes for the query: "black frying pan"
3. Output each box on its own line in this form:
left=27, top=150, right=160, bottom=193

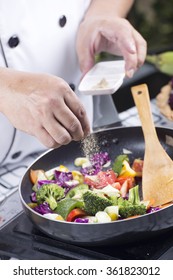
left=19, top=126, right=173, bottom=246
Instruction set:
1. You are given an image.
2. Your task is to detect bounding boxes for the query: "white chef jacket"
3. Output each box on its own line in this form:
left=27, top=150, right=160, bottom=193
left=0, top=0, right=119, bottom=167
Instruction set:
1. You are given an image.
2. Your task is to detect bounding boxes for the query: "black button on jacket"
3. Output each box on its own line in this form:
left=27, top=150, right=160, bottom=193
left=8, top=35, right=20, bottom=48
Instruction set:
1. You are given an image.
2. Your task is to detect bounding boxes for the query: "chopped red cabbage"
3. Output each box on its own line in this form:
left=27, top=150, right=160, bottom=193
left=64, top=180, right=79, bottom=195
left=80, top=166, right=99, bottom=175
left=74, top=217, right=89, bottom=223
left=54, top=170, right=73, bottom=186
left=147, top=206, right=160, bottom=213
left=33, top=202, right=53, bottom=215
left=80, top=152, right=111, bottom=175
left=30, top=192, right=37, bottom=202
left=37, top=179, right=56, bottom=187
left=54, top=170, right=77, bottom=195
left=90, top=152, right=110, bottom=168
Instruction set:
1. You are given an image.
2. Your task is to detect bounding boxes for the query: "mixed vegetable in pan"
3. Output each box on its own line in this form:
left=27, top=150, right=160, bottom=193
left=28, top=152, right=162, bottom=223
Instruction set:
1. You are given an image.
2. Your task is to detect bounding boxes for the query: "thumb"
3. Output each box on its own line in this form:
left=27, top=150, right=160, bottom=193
left=77, top=45, right=95, bottom=76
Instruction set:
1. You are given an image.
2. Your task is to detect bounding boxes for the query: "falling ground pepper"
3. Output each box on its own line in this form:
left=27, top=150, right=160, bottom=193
left=81, top=133, right=100, bottom=158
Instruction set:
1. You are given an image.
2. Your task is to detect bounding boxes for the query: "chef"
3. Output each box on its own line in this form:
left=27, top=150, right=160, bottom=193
left=0, top=0, right=146, bottom=167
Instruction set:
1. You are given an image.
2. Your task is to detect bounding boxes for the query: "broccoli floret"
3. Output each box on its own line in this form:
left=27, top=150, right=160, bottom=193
left=83, top=191, right=113, bottom=215
left=118, top=185, right=147, bottom=218
left=108, top=195, right=118, bottom=205
left=118, top=203, right=146, bottom=218
left=36, top=184, right=65, bottom=210
left=66, top=184, right=89, bottom=199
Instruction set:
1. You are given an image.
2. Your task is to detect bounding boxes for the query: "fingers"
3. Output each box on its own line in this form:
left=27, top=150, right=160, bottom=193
left=119, top=29, right=147, bottom=77
left=35, top=122, right=72, bottom=149
left=133, top=29, right=147, bottom=68
left=2, top=70, right=90, bottom=149
left=32, top=84, right=90, bottom=148
left=100, top=19, right=147, bottom=78
left=64, top=91, right=91, bottom=138
left=41, top=111, right=72, bottom=147
left=43, top=98, right=90, bottom=145
left=49, top=85, right=90, bottom=140
left=110, top=27, right=138, bottom=77
left=77, top=47, right=95, bottom=75
left=76, top=22, right=96, bottom=75
left=35, top=127, right=61, bottom=149
left=77, top=17, right=147, bottom=78
left=34, top=107, right=90, bottom=149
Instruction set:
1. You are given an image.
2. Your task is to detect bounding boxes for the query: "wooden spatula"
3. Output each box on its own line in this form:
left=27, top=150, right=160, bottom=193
left=131, top=83, right=173, bottom=207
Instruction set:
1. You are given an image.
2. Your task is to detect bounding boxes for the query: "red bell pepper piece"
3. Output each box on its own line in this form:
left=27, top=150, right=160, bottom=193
left=66, top=208, right=87, bottom=222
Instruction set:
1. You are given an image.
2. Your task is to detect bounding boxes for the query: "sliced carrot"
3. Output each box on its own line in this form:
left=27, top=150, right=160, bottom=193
left=29, top=169, right=45, bottom=184
left=148, top=198, right=155, bottom=207
left=141, top=198, right=155, bottom=210
left=159, top=202, right=173, bottom=209
left=124, top=215, right=141, bottom=220
left=116, top=176, right=135, bottom=188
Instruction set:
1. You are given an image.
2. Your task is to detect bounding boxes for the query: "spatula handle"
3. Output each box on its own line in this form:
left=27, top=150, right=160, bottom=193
left=131, top=84, right=158, bottom=146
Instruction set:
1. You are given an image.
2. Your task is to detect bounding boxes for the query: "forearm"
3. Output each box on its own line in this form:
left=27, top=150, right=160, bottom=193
left=85, top=0, right=134, bottom=18
left=0, top=67, right=12, bottom=113
left=0, top=67, right=27, bottom=114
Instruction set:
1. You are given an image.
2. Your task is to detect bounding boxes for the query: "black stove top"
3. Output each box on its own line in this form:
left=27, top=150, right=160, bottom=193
left=1, top=211, right=173, bottom=260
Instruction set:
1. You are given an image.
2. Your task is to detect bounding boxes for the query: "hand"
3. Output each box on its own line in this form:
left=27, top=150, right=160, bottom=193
left=0, top=69, right=90, bottom=148
left=76, top=16, right=147, bottom=78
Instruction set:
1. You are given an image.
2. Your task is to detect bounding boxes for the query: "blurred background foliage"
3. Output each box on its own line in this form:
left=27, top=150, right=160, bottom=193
left=127, top=0, right=173, bottom=53
left=100, top=0, right=173, bottom=61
